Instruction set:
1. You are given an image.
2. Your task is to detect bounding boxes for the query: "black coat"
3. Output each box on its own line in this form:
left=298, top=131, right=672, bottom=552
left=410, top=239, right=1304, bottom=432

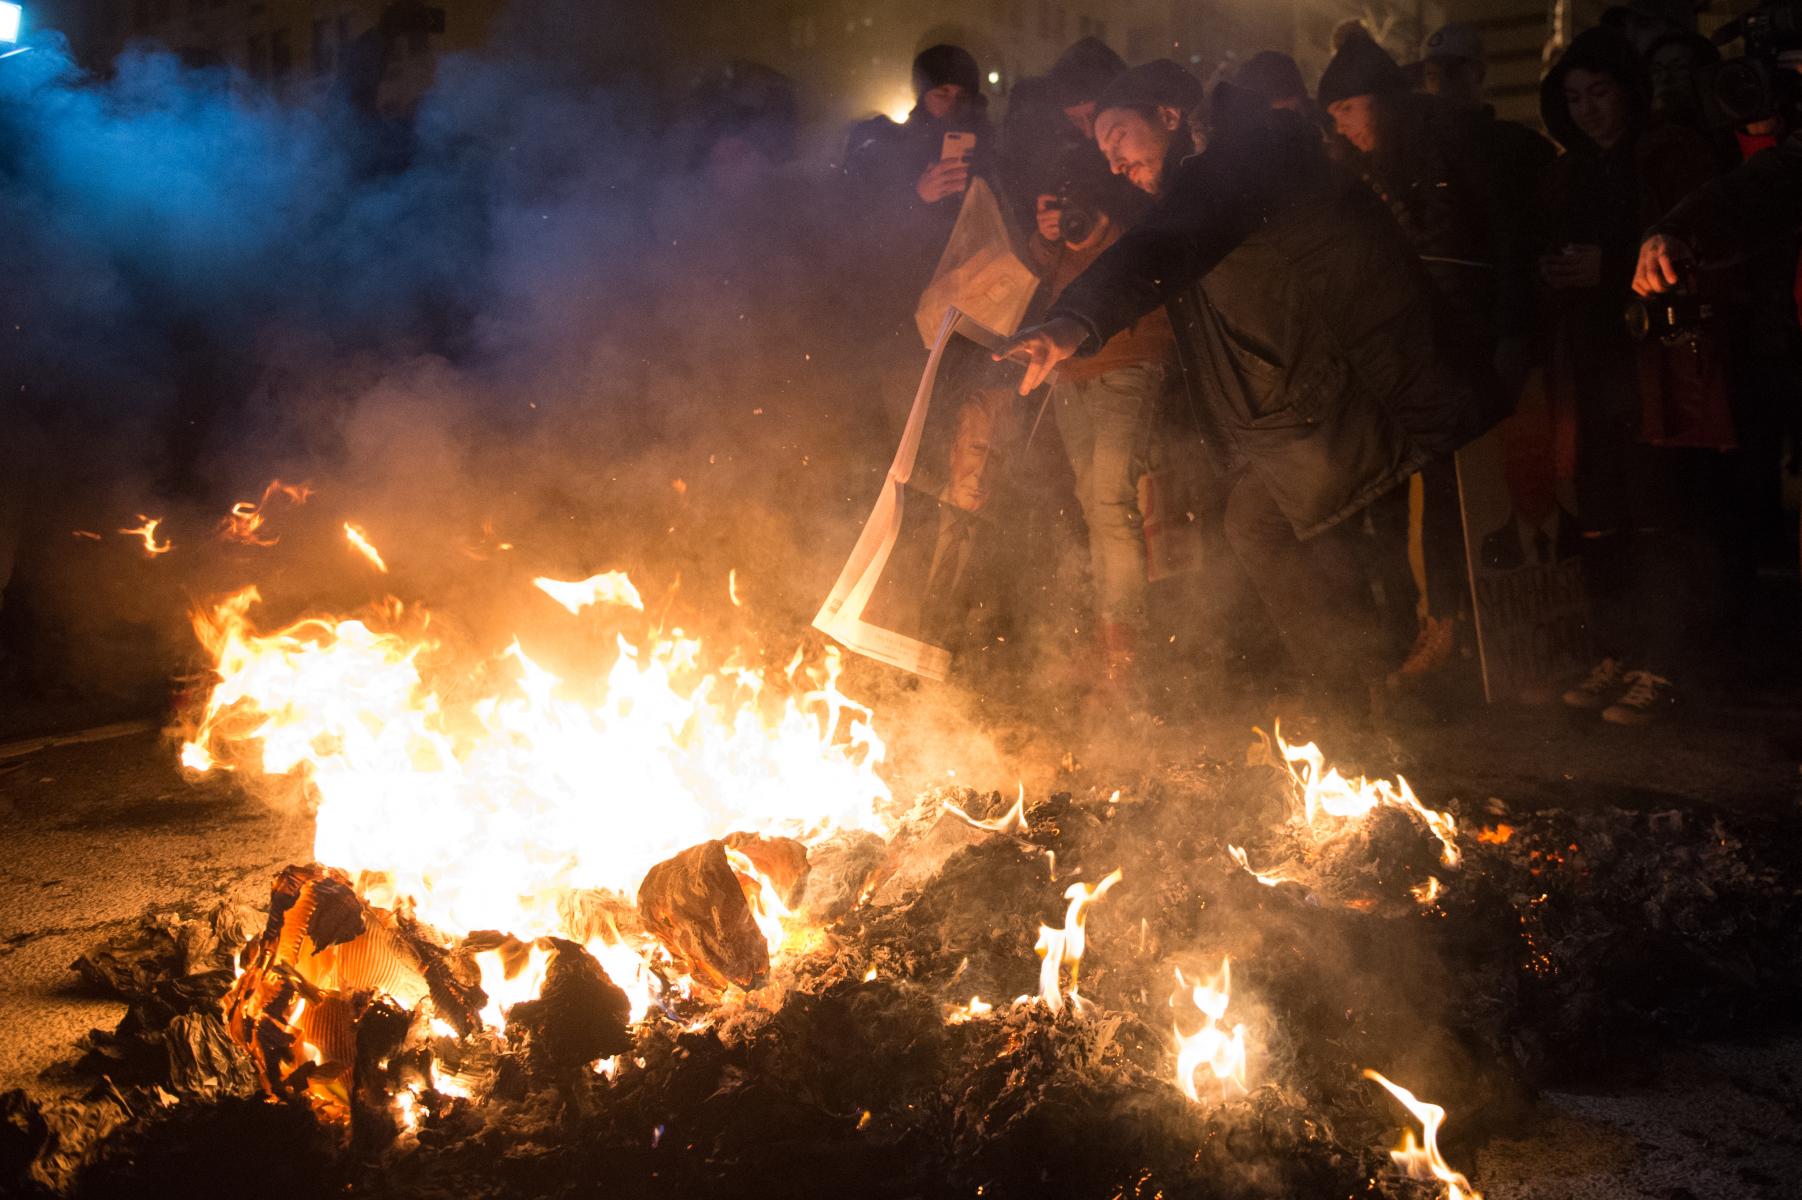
left=1050, top=98, right=1492, bottom=538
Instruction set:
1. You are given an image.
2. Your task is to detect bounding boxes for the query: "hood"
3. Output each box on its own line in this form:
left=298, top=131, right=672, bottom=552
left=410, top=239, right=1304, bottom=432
left=1540, top=26, right=1650, bottom=152
left=1048, top=36, right=1127, bottom=107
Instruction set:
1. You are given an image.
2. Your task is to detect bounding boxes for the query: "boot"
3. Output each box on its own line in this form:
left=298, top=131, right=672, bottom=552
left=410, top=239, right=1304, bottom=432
left=1099, top=621, right=1139, bottom=690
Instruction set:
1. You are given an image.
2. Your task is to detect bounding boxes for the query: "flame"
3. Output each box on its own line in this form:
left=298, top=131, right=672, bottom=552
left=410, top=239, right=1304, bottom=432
left=72, top=529, right=103, bottom=541
left=1172, top=957, right=1249, bottom=1102
left=728, top=569, right=742, bottom=608
left=533, top=571, right=645, bottom=614
left=1226, top=844, right=1287, bottom=888
left=1411, top=876, right=1443, bottom=905
left=119, top=515, right=173, bottom=556
left=942, top=784, right=1028, bottom=835
left=1034, top=868, right=1122, bottom=1012
left=178, top=582, right=889, bottom=952
left=946, top=995, right=993, bottom=1023
left=724, top=846, right=795, bottom=957
left=1362, top=1069, right=1483, bottom=1200
left=343, top=522, right=388, bottom=572
left=221, top=479, right=312, bottom=546
left=1475, top=824, right=1514, bottom=845
left=1264, top=724, right=1461, bottom=867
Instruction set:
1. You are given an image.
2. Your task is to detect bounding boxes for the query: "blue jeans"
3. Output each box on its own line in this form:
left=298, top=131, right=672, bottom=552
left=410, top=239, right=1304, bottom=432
left=1053, top=362, right=1165, bottom=631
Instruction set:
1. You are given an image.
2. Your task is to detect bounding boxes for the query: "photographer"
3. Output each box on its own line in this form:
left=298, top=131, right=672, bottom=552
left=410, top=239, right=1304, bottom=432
left=1002, top=71, right=1492, bottom=719
left=1538, top=28, right=1729, bottom=726
left=1024, top=66, right=1192, bottom=698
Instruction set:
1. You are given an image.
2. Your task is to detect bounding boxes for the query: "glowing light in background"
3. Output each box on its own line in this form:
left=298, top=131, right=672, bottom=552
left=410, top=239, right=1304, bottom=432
left=0, top=4, right=22, bottom=46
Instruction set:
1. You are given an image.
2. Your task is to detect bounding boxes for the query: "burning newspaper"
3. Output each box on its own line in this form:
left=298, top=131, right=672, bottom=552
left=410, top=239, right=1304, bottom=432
left=814, top=309, right=1027, bottom=679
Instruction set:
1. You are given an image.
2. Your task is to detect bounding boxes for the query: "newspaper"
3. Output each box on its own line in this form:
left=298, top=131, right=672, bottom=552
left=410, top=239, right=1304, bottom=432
left=814, top=309, right=1029, bottom=680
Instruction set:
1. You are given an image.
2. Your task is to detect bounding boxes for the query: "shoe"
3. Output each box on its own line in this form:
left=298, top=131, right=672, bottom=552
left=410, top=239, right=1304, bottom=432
left=1601, top=670, right=1676, bottom=726
left=1388, top=615, right=1456, bottom=687
left=1561, top=658, right=1624, bottom=709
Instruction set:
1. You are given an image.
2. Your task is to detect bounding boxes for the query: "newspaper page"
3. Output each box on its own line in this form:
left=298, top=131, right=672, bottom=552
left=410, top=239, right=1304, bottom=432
left=814, top=309, right=1028, bottom=680
left=1457, top=394, right=1592, bottom=704
left=913, top=177, right=1041, bottom=349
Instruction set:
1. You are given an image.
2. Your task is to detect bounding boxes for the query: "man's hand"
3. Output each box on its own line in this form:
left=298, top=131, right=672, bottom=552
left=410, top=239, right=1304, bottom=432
left=1538, top=243, right=1602, bottom=290
left=1633, top=233, right=1695, bottom=295
left=994, top=317, right=1087, bottom=394
left=916, top=160, right=970, bottom=204
left=1035, top=194, right=1063, bottom=242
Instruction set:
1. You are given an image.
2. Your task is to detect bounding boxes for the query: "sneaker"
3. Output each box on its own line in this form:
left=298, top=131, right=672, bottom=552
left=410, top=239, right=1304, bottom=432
left=1602, top=670, right=1676, bottom=726
left=1561, top=658, right=1624, bottom=709
left=1389, top=615, right=1457, bottom=687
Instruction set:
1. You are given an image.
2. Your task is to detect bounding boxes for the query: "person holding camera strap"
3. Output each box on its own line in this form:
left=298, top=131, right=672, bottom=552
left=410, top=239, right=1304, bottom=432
left=1539, top=27, right=1731, bottom=726
left=1022, top=63, right=1192, bottom=704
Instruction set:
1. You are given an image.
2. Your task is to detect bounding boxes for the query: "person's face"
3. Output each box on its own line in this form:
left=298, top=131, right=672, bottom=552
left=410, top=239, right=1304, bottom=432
left=947, top=404, right=996, bottom=511
left=922, top=83, right=968, bottom=121
left=1063, top=100, right=1098, bottom=139
left=1095, top=105, right=1181, bottom=194
left=1328, top=94, right=1381, bottom=152
left=1421, top=57, right=1483, bottom=103
left=1564, top=68, right=1631, bottom=149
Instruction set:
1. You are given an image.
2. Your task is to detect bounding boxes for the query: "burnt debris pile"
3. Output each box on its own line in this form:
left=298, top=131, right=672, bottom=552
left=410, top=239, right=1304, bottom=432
left=6, top=745, right=1802, bottom=1200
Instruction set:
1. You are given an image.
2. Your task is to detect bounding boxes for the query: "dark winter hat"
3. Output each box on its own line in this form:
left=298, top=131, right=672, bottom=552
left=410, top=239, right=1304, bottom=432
left=1317, top=27, right=1408, bottom=108
left=1233, top=50, right=1308, bottom=104
left=1096, top=59, right=1205, bottom=116
left=1048, top=36, right=1128, bottom=106
left=913, top=43, right=982, bottom=98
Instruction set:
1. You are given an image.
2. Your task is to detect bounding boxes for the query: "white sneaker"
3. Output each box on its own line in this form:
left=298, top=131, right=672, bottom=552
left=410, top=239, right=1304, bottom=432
left=1561, top=658, right=1624, bottom=709
left=1601, top=671, right=1676, bottom=726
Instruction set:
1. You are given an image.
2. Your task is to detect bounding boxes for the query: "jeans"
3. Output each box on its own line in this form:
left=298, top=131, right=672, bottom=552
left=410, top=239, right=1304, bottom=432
left=1053, top=362, right=1164, bottom=631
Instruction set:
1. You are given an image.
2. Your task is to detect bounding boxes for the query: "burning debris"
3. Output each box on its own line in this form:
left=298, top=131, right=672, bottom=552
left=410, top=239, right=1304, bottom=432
left=9, top=572, right=1802, bottom=1199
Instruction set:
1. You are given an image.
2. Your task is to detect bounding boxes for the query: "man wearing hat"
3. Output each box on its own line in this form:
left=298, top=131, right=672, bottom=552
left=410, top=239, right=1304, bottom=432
left=1000, top=68, right=1494, bottom=716
left=1418, top=22, right=1488, bottom=106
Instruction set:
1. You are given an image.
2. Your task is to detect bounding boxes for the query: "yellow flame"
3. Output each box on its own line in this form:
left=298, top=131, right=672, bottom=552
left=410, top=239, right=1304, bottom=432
left=533, top=571, right=645, bottom=614
left=728, top=569, right=742, bottom=608
left=342, top=522, right=388, bottom=573
left=1173, top=957, right=1249, bottom=1102
left=1264, top=723, right=1461, bottom=867
left=1411, top=876, right=1443, bottom=905
left=119, top=515, right=173, bottom=556
left=724, top=845, right=795, bottom=957
left=221, top=479, right=312, bottom=546
left=942, top=784, right=1028, bottom=835
left=1034, top=868, right=1122, bottom=1012
left=1226, top=844, right=1287, bottom=888
left=1362, top=1069, right=1483, bottom=1200
left=178, top=583, right=889, bottom=950
left=946, top=995, right=993, bottom=1023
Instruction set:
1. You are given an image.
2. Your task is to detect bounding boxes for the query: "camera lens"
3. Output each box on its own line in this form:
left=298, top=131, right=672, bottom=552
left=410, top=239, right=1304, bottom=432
left=1623, top=299, right=1653, bottom=342
left=1711, top=58, right=1768, bottom=123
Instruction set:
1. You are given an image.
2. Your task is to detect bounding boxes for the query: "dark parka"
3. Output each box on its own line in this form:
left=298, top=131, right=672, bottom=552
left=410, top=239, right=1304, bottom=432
left=1050, top=87, right=1491, bottom=538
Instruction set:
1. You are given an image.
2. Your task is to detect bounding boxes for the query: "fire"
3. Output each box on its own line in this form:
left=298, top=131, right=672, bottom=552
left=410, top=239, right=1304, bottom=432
left=1033, top=868, right=1122, bottom=1013
left=178, top=579, right=890, bottom=953
left=1475, top=824, right=1514, bottom=845
left=943, top=785, right=1028, bottom=835
left=728, top=569, right=742, bottom=607
left=342, top=522, right=388, bottom=572
left=725, top=846, right=795, bottom=956
left=1172, top=956, right=1249, bottom=1102
left=1226, top=844, right=1286, bottom=888
left=1264, top=725, right=1461, bottom=867
left=533, top=571, right=644, bottom=614
left=1411, top=876, right=1443, bottom=905
left=946, top=995, right=993, bottom=1023
left=1362, top=1069, right=1483, bottom=1200
left=119, top=514, right=173, bottom=556
left=221, top=479, right=311, bottom=546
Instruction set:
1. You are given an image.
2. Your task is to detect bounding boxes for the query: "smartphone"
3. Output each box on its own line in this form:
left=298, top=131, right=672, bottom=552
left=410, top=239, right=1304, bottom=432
left=940, top=131, right=976, bottom=164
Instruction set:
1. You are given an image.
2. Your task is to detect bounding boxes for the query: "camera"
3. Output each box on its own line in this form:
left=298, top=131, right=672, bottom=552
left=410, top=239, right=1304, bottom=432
left=1051, top=189, right=1096, bottom=244
left=1624, top=293, right=1715, bottom=343
left=1697, top=0, right=1802, bottom=129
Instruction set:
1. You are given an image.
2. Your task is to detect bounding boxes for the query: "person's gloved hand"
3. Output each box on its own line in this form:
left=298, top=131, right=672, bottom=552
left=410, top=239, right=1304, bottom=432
left=994, top=317, right=1087, bottom=394
left=1633, top=233, right=1696, bottom=295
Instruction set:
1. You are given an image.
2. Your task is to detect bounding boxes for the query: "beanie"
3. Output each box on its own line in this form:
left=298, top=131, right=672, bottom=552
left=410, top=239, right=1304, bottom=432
left=1317, top=28, right=1408, bottom=107
left=913, top=44, right=982, bottom=98
left=1048, top=36, right=1128, bottom=106
left=1233, top=51, right=1308, bottom=104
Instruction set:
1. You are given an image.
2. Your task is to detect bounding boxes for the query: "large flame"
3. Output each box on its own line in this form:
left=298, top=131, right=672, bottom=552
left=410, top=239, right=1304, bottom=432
left=179, top=580, right=890, bottom=955
left=1362, top=1069, right=1483, bottom=1200
left=1034, top=868, right=1122, bottom=1013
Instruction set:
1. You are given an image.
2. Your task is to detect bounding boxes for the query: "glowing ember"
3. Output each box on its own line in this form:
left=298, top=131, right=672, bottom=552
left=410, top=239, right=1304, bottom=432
left=178, top=580, right=889, bottom=950
left=1264, top=724, right=1461, bottom=867
left=72, top=529, right=103, bottom=541
left=1172, top=956, right=1249, bottom=1102
left=533, top=571, right=645, bottom=614
left=1034, top=868, right=1122, bottom=1013
left=119, top=514, right=173, bottom=556
left=1362, top=1069, right=1483, bottom=1200
left=1475, top=824, right=1514, bottom=844
left=342, top=522, right=388, bottom=572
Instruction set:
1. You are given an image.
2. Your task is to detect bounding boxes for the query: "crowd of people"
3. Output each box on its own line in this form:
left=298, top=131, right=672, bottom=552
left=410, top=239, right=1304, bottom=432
left=748, top=2, right=1799, bottom=729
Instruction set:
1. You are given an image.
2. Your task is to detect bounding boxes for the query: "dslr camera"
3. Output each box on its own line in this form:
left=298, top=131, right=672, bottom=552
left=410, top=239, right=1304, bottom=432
left=1624, top=292, right=1715, bottom=343
left=1698, top=0, right=1802, bottom=129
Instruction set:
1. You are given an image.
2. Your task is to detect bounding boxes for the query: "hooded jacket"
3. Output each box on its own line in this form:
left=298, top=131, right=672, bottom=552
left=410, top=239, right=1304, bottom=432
left=1050, top=85, right=1493, bottom=537
left=1538, top=28, right=1727, bottom=460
